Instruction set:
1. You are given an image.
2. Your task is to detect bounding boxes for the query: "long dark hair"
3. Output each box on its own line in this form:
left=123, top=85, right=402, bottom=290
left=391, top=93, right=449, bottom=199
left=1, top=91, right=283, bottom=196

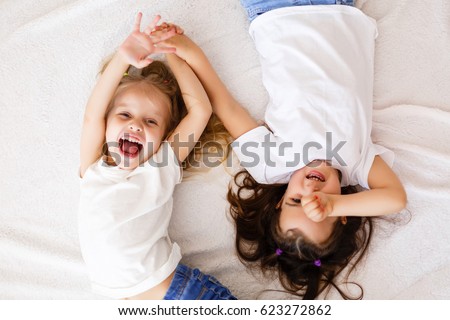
left=228, top=169, right=374, bottom=299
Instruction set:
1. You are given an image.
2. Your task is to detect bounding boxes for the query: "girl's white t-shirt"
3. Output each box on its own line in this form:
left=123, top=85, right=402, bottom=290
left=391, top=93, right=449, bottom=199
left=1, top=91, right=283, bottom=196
left=232, top=5, right=393, bottom=189
left=78, top=142, right=182, bottom=299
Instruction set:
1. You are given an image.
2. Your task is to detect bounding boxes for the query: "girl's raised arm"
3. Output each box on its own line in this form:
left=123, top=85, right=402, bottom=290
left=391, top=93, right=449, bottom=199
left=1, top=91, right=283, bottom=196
left=165, top=54, right=212, bottom=163
left=80, top=13, right=175, bottom=177
left=80, top=53, right=128, bottom=177
left=159, top=32, right=258, bottom=139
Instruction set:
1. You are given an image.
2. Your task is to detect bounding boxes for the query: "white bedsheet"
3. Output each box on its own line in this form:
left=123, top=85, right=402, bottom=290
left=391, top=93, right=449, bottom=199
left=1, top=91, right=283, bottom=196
left=1, top=0, right=449, bottom=299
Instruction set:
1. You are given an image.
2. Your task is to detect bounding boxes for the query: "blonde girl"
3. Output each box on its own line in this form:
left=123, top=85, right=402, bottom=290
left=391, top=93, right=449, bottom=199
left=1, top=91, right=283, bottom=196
left=78, top=13, right=235, bottom=300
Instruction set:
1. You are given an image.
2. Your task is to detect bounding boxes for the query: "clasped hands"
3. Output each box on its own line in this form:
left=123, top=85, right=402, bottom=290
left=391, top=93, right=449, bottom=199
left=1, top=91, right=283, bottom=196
left=118, top=13, right=183, bottom=69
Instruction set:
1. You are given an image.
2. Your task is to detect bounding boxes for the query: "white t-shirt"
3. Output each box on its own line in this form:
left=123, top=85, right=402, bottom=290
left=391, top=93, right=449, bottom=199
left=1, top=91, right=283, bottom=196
left=78, top=142, right=182, bottom=298
left=232, top=5, right=393, bottom=189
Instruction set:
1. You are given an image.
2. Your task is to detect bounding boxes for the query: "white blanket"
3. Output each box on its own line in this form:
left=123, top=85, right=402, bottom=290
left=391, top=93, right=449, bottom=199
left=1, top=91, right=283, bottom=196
left=1, top=0, right=449, bottom=299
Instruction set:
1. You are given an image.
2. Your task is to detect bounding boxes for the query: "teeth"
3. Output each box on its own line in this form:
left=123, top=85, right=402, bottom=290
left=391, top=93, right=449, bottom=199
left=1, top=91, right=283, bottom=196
left=122, top=136, right=142, bottom=145
left=307, top=174, right=324, bottom=182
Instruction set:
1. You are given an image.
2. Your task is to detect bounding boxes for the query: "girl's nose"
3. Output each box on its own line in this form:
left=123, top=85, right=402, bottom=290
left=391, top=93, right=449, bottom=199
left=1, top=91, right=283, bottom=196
left=129, top=122, right=142, bottom=132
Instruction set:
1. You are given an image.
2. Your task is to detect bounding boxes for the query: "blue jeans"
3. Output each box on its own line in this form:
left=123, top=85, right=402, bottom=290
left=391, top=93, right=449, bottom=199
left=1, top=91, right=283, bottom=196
left=240, top=0, right=354, bottom=21
left=163, top=264, right=237, bottom=300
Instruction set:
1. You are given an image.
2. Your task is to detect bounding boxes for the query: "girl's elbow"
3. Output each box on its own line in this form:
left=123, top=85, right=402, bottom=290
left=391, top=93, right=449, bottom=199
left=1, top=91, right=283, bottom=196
left=187, top=100, right=212, bottom=118
left=203, top=101, right=213, bottom=116
left=393, top=189, right=407, bottom=212
left=194, top=107, right=212, bottom=125
left=201, top=106, right=212, bottom=120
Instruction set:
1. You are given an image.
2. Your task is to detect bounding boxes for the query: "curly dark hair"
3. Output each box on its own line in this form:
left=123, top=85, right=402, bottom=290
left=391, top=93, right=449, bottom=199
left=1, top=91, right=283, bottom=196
left=228, top=169, right=374, bottom=299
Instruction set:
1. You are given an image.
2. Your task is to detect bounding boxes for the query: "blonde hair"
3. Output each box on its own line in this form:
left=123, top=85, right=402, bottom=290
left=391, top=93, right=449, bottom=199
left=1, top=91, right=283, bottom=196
left=100, top=57, right=231, bottom=170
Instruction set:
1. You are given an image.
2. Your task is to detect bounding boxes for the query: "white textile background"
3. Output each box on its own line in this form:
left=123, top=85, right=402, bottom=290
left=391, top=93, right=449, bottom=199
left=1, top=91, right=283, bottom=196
left=1, top=0, right=449, bottom=299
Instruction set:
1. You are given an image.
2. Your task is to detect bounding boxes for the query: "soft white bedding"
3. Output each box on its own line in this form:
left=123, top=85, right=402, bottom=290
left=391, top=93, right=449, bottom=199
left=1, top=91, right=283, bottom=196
left=1, top=0, right=449, bottom=299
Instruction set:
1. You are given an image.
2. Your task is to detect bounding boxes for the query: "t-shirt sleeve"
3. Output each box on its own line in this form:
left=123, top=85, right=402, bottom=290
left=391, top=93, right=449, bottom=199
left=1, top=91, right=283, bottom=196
left=232, top=126, right=295, bottom=184
left=232, top=126, right=271, bottom=183
left=357, top=143, right=395, bottom=189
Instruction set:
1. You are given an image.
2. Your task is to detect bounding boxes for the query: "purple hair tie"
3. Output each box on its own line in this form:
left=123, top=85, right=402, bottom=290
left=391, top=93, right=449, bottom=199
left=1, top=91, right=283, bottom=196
left=275, top=248, right=283, bottom=256
left=314, top=259, right=322, bottom=267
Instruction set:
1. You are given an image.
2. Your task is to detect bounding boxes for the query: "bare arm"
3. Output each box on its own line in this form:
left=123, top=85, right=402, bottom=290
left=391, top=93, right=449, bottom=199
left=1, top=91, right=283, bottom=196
left=166, top=53, right=212, bottom=163
left=79, top=13, right=175, bottom=177
left=159, top=32, right=258, bottom=139
left=330, top=156, right=407, bottom=217
left=80, top=53, right=129, bottom=177
left=302, top=156, right=407, bottom=221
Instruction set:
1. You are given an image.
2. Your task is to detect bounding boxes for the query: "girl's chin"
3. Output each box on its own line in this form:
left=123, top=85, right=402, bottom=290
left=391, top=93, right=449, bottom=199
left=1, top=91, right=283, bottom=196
left=118, top=155, right=143, bottom=168
left=106, top=147, right=152, bottom=169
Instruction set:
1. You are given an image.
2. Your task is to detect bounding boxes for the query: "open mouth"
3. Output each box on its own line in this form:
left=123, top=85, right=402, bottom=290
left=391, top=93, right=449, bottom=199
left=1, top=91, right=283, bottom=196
left=306, top=171, right=325, bottom=182
left=119, top=136, right=143, bottom=158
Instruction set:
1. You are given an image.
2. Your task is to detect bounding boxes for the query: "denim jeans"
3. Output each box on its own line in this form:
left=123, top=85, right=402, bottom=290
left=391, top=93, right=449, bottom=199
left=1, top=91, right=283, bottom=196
left=163, top=264, right=237, bottom=300
left=240, top=0, right=354, bottom=21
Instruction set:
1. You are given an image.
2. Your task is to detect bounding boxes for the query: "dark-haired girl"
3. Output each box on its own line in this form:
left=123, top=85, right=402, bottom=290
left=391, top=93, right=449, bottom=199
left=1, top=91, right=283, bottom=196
left=157, top=0, right=406, bottom=299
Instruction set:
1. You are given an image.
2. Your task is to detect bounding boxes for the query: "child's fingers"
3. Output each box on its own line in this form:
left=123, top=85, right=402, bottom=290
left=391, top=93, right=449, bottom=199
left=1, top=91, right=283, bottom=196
left=145, top=15, right=161, bottom=34
left=133, top=12, right=143, bottom=32
left=152, top=28, right=177, bottom=43
left=167, top=23, right=184, bottom=34
left=175, top=25, right=184, bottom=34
left=135, top=33, right=157, bottom=52
left=303, top=198, right=321, bottom=214
left=309, top=211, right=326, bottom=222
left=304, top=196, right=327, bottom=221
left=304, top=204, right=326, bottom=222
left=301, top=194, right=316, bottom=207
left=144, top=24, right=156, bottom=35
left=133, top=31, right=176, bottom=55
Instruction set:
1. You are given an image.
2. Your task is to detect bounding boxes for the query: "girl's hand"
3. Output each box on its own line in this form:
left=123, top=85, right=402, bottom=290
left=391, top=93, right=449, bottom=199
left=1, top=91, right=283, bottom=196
left=118, top=13, right=176, bottom=68
left=150, top=23, right=193, bottom=61
left=153, top=22, right=184, bottom=35
left=301, top=192, right=334, bottom=222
